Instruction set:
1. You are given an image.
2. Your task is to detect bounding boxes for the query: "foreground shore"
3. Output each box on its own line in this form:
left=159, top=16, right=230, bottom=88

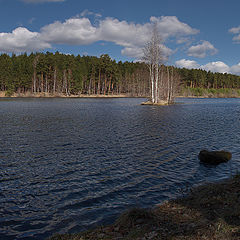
left=49, top=175, right=240, bottom=240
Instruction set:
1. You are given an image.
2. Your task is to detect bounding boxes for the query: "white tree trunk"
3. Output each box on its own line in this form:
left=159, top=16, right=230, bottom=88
left=167, top=66, right=170, bottom=104
left=155, top=63, right=159, bottom=103
left=53, top=68, right=57, bottom=94
left=150, top=65, right=155, bottom=103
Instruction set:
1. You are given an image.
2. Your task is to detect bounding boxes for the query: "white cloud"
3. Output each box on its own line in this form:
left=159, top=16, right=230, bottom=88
left=175, top=59, right=200, bottom=69
left=98, top=18, right=151, bottom=48
left=121, top=47, right=143, bottom=59
left=201, top=61, right=230, bottom=73
left=0, top=15, right=199, bottom=58
left=176, top=59, right=240, bottom=76
left=22, top=0, right=65, bottom=3
left=98, top=17, right=183, bottom=59
left=229, top=26, right=240, bottom=43
left=150, top=16, right=199, bottom=40
left=229, top=26, right=240, bottom=34
left=38, top=17, right=151, bottom=48
left=39, top=15, right=198, bottom=59
left=40, top=18, right=98, bottom=45
left=0, top=27, right=50, bottom=53
left=230, top=63, right=240, bottom=75
left=187, top=40, right=218, bottom=58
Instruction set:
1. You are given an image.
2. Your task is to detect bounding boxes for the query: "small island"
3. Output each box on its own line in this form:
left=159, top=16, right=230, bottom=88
left=141, top=26, right=180, bottom=105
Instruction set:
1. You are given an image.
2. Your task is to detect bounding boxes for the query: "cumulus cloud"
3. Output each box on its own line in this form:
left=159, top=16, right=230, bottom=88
left=98, top=18, right=151, bottom=48
left=150, top=16, right=199, bottom=40
left=0, top=27, right=51, bottom=53
left=175, top=59, right=234, bottom=74
left=0, top=15, right=199, bottom=58
left=40, top=18, right=99, bottom=45
left=201, top=61, right=230, bottom=73
left=230, top=63, right=240, bottom=75
left=39, top=15, right=198, bottom=59
left=175, top=59, right=200, bottom=69
left=187, top=40, right=218, bottom=58
left=39, top=16, right=152, bottom=58
left=21, top=0, right=65, bottom=3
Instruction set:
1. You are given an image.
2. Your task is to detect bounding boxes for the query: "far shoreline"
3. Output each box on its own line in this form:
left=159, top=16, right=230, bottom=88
left=1, top=91, right=240, bottom=99
left=0, top=91, right=135, bottom=98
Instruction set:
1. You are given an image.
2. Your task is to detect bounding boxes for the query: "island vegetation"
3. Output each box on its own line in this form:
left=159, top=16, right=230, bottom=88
left=142, top=26, right=180, bottom=105
left=0, top=52, right=240, bottom=98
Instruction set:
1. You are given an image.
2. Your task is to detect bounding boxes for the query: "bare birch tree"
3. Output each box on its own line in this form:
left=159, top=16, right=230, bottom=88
left=143, top=25, right=179, bottom=104
left=142, top=25, right=162, bottom=103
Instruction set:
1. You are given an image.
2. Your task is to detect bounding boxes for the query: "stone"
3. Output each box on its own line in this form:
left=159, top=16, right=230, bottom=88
left=198, top=150, right=232, bottom=165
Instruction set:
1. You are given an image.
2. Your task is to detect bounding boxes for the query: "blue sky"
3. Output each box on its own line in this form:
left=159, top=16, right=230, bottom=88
left=1, top=0, right=240, bottom=74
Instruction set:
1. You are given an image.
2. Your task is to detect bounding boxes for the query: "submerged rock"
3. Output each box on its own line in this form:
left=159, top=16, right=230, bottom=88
left=198, top=150, right=232, bottom=165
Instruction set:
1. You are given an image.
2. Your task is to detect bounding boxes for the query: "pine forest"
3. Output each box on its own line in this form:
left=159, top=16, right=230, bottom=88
left=1, top=52, right=240, bottom=98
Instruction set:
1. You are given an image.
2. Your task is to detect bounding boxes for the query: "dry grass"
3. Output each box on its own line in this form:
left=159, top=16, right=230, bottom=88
left=0, top=91, right=129, bottom=98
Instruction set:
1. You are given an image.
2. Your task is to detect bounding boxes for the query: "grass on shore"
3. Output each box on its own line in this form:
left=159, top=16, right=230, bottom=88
left=1, top=88, right=240, bottom=99
left=49, top=174, right=240, bottom=240
left=0, top=91, right=130, bottom=98
left=180, top=87, right=240, bottom=98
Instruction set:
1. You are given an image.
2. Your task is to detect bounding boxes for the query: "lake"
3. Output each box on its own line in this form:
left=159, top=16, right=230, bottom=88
left=0, top=97, right=240, bottom=239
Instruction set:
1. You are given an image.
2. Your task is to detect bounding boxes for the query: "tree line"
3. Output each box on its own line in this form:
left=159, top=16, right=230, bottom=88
left=0, top=52, right=150, bottom=97
left=178, top=67, right=240, bottom=89
left=0, top=52, right=240, bottom=97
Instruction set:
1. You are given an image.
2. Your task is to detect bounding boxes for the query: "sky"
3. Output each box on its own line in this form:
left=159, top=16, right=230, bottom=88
left=1, top=0, right=240, bottom=75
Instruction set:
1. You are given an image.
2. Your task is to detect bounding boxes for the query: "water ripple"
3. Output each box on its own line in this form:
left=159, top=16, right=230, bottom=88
left=1, top=98, right=240, bottom=239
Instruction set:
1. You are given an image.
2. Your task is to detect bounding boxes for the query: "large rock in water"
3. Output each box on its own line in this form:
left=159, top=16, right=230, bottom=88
left=198, top=150, right=232, bottom=165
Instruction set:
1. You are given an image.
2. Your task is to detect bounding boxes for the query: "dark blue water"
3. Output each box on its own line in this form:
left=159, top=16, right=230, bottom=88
left=0, top=97, right=240, bottom=239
